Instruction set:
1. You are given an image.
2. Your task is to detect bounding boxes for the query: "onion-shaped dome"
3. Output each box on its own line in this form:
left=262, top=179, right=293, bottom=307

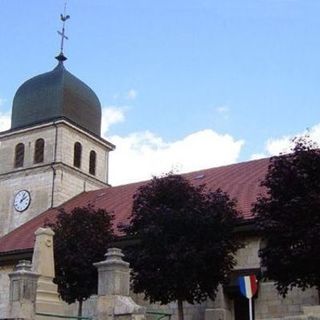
left=11, top=61, right=101, bottom=136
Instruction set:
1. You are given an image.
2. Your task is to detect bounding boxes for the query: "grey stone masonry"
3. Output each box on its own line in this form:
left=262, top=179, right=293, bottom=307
left=94, top=248, right=146, bottom=320
left=8, top=260, right=39, bottom=320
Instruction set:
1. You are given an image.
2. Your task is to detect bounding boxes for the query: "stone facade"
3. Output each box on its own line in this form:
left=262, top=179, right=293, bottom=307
left=124, top=235, right=319, bottom=320
left=234, top=236, right=261, bottom=270
left=0, top=265, right=14, bottom=317
left=0, top=120, right=113, bottom=236
left=255, top=282, right=318, bottom=319
left=0, top=236, right=319, bottom=320
left=0, top=168, right=54, bottom=235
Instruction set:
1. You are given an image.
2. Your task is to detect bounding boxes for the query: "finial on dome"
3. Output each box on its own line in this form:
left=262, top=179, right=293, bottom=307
left=56, top=0, right=70, bottom=62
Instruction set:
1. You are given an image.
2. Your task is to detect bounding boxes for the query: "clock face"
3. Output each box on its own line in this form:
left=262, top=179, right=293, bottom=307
left=14, top=190, right=31, bottom=212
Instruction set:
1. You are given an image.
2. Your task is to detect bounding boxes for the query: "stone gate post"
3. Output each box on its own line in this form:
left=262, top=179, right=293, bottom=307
left=94, top=248, right=145, bottom=320
left=8, top=260, right=40, bottom=320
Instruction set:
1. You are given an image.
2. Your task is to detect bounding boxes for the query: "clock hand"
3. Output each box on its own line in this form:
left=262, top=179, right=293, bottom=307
left=20, top=195, right=27, bottom=203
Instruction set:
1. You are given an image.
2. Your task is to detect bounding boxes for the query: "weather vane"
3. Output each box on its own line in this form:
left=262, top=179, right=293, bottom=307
left=56, top=1, right=70, bottom=62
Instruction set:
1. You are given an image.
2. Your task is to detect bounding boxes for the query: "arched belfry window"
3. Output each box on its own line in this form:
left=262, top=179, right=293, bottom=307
left=34, top=138, right=45, bottom=164
left=89, top=150, right=96, bottom=175
left=73, top=142, right=82, bottom=168
left=14, top=143, right=25, bottom=168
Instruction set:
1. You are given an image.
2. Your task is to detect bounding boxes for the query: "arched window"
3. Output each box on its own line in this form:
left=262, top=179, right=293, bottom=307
left=34, top=138, right=45, bottom=164
left=73, top=142, right=82, bottom=168
left=14, top=143, right=25, bottom=168
left=89, top=150, right=96, bottom=175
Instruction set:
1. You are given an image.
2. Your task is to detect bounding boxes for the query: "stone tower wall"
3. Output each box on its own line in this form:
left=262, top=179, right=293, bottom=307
left=0, top=120, right=113, bottom=236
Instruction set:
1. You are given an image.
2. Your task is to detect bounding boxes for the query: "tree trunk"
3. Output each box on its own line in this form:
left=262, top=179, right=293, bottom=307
left=177, top=299, right=184, bottom=320
left=78, top=299, right=83, bottom=318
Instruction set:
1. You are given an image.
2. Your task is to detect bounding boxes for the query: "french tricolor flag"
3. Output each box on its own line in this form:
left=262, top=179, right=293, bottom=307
left=238, top=275, right=258, bottom=299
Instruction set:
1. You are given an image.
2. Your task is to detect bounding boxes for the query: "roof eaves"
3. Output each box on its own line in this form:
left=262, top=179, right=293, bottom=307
left=0, top=248, right=33, bottom=266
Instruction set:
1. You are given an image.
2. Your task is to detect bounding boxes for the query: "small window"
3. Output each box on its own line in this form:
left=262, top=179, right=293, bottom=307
left=73, top=142, right=82, bottom=168
left=14, top=143, right=25, bottom=168
left=34, top=138, right=45, bottom=164
left=89, top=150, right=96, bottom=175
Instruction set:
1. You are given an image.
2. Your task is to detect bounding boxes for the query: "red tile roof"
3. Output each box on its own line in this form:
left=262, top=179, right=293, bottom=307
left=0, top=157, right=270, bottom=255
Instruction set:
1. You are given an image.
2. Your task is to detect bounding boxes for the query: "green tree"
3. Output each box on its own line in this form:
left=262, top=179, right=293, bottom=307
left=122, top=174, right=242, bottom=320
left=48, top=206, right=115, bottom=316
left=253, top=137, right=320, bottom=298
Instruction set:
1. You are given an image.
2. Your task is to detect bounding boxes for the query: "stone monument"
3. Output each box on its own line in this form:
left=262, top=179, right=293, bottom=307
left=31, top=227, right=65, bottom=317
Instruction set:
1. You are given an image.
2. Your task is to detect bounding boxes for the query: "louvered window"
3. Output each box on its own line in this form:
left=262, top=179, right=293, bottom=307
left=34, top=138, right=45, bottom=163
left=89, top=150, right=96, bottom=175
left=14, top=143, right=25, bottom=168
left=73, top=142, right=82, bottom=168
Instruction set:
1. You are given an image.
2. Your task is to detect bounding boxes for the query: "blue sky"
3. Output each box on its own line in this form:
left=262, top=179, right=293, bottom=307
left=1, top=0, right=320, bottom=185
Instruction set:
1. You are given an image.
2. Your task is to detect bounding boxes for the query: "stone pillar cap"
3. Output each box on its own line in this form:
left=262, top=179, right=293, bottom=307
left=94, top=247, right=129, bottom=268
left=9, top=260, right=40, bottom=278
left=16, top=260, right=32, bottom=271
left=105, top=248, right=124, bottom=258
left=34, top=227, right=55, bottom=236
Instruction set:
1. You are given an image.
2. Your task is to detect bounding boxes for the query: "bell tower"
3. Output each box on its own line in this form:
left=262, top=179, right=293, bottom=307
left=0, top=12, right=115, bottom=236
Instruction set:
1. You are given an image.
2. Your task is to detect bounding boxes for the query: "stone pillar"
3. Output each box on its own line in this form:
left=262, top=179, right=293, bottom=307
left=8, top=260, right=40, bottom=320
left=205, top=285, right=232, bottom=320
left=94, top=248, right=146, bottom=320
left=32, top=227, right=64, bottom=317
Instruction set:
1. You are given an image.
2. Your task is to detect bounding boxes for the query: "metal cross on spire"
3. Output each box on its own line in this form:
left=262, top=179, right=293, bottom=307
left=56, top=1, right=70, bottom=62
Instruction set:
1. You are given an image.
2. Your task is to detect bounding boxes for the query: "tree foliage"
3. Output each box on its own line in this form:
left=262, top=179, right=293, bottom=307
left=122, top=174, right=242, bottom=319
left=48, top=206, right=115, bottom=315
left=254, top=137, right=320, bottom=296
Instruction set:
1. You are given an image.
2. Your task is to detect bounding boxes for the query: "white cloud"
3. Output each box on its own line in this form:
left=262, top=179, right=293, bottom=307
left=101, top=106, right=126, bottom=135
left=0, top=111, right=11, bottom=131
left=126, top=89, right=137, bottom=101
left=253, top=123, right=320, bottom=158
left=265, top=136, right=293, bottom=155
left=107, top=129, right=244, bottom=186
left=250, top=153, right=267, bottom=160
left=216, top=106, right=229, bottom=114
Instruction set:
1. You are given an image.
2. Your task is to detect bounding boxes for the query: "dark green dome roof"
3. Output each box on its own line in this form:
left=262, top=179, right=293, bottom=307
left=11, top=61, right=101, bottom=136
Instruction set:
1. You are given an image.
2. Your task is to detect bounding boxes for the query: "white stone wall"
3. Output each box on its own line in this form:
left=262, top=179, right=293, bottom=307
left=0, top=125, right=56, bottom=175
left=0, top=121, right=112, bottom=183
left=0, top=125, right=55, bottom=236
left=0, top=264, right=14, bottom=317
left=0, top=121, right=112, bottom=236
left=0, top=164, right=107, bottom=236
left=56, top=124, right=111, bottom=184
left=0, top=167, right=54, bottom=236
left=52, top=166, right=107, bottom=207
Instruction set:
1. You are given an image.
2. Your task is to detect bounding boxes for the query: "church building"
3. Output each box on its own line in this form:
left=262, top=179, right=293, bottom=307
left=0, top=52, right=319, bottom=320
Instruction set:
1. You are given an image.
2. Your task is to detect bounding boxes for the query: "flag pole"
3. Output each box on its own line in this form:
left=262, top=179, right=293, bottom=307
left=249, top=297, right=253, bottom=320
